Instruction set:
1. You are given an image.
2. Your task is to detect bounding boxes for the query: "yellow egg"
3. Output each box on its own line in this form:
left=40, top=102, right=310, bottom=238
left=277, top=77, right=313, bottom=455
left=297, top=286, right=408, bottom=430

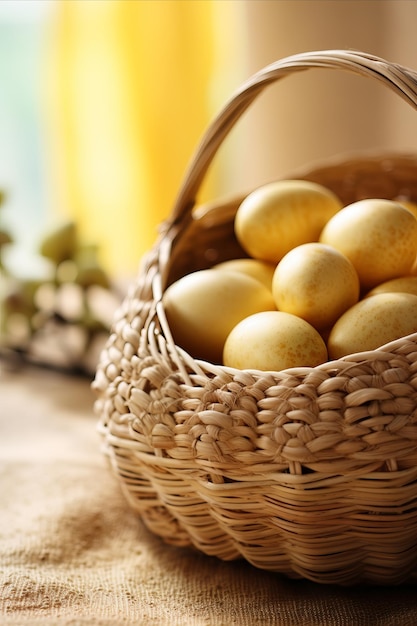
left=327, top=292, right=417, bottom=360
left=234, top=180, right=342, bottom=264
left=396, top=198, right=417, bottom=219
left=212, top=258, right=276, bottom=290
left=272, top=242, right=360, bottom=330
left=223, top=310, right=328, bottom=371
left=163, top=269, right=276, bottom=364
left=396, top=200, right=417, bottom=276
left=365, top=275, right=417, bottom=298
left=320, top=198, right=417, bottom=289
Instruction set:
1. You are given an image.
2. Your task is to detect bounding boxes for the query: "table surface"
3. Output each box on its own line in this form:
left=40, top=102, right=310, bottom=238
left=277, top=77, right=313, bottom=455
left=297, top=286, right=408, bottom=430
left=2, top=360, right=417, bottom=626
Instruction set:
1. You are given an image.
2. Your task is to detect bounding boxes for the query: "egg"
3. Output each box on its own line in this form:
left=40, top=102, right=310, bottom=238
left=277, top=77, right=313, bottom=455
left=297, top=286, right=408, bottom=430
left=327, top=292, right=417, bottom=359
left=365, top=275, right=417, bottom=298
left=320, top=198, right=417, bottom=289
left=396, top=198, right=417, bottom=219
left=223, top=310, right=328, bottom=371
left=272, top=242, right=360, bottom=330
left=234, top=179, right=342, bottom=264
left=162, top=269, right=276, bottom=363
left=212, top=258, right=276, bottom=290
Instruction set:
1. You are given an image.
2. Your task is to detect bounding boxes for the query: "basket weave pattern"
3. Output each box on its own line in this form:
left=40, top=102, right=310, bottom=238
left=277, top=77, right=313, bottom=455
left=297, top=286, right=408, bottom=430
left=94, top=51, right=417, bottom=585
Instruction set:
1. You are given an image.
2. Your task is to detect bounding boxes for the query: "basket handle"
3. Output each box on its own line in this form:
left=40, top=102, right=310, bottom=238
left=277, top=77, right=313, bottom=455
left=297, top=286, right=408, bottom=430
left=169, top=49, right=417, bottom=224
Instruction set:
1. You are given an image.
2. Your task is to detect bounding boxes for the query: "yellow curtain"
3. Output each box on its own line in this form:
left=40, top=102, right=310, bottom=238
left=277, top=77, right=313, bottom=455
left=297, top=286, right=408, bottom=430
left=44, top=0, right=227, bottom=277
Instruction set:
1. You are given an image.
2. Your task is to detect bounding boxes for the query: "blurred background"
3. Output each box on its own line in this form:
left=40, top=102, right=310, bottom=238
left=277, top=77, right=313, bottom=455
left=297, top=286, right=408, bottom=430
left=2, top=0, right=417, bottom=281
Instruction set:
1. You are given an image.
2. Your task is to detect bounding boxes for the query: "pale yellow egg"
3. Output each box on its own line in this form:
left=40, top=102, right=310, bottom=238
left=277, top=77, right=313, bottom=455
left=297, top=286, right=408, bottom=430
left=212, top=258, right=276, bottom=290
left=397, top=201, right=417, bottom=276
left=223, top=310, right=328, bottom=371
left=234, top=180, right=342, bottom=264
left=365, top=275, right=417, bottom=298
left=327, top=292, right=417, bottom=360
left=163, top=269, right=276, bottom=364
left=320, top=198, right=417, bottom=290
left=272, top=242, right=360, bottom=330
left=396, top=198, right=417, bottom=219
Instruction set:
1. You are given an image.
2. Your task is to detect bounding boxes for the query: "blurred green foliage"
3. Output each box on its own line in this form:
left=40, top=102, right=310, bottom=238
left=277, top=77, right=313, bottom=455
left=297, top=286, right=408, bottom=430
left=0, top=194, right=120, bottom=375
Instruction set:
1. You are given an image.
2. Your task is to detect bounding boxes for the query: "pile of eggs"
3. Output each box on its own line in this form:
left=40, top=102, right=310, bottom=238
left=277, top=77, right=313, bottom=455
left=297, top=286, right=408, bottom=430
left=162, top=180, right=417, bottom=371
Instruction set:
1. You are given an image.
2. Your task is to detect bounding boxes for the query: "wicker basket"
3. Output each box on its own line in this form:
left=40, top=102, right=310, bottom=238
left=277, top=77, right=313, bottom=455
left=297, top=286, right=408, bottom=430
left=93, top=50, right=417, bottom=586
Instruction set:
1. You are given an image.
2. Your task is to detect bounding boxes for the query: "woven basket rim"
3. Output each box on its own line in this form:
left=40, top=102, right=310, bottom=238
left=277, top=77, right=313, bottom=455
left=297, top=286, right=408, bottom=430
left=192, top=150, right=417, bottom=218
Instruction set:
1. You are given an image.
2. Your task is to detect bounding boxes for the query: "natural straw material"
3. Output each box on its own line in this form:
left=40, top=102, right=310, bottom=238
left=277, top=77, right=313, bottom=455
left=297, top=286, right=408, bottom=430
left=93, top=51, right=417, bottom=586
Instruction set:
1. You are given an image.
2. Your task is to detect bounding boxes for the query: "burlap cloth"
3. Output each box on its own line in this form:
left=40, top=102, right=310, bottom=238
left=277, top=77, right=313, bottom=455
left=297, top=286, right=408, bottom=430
left=1, top=362, right=417, bottom=626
